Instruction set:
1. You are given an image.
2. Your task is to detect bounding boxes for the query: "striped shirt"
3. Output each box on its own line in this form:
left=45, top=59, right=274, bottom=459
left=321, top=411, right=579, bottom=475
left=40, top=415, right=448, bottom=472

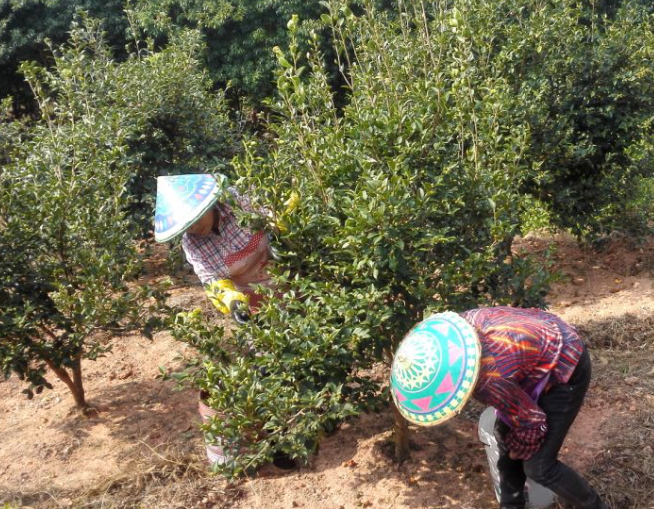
left=461, top=306, right=585, bottom=459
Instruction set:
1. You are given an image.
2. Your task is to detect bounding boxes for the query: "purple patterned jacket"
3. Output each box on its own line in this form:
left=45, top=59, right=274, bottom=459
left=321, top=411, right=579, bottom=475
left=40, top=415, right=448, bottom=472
left=460, top=307, right=585, bottom=460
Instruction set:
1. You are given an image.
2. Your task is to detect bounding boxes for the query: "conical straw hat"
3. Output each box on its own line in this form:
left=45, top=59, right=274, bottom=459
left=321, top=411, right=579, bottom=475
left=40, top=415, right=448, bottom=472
left=390, top=312, right=481, bottom=427
left=154, top=174, right=223, bottom=242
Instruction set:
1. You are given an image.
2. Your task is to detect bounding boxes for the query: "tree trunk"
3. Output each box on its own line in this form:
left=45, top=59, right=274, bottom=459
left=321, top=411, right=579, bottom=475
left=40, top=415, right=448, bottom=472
left=45, top=357, right=87, bottom=410
left=70, top=356, right=86, bottom=410
left=391, top=397, right=410, bottom=463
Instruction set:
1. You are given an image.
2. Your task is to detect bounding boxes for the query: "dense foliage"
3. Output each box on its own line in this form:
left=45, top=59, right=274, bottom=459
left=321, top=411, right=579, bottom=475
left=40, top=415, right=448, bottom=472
left=0, top=0, right=130, bottom=112
left=132, top=0, right=327, bottom=103
left=476, top=0, right=654, bottom=236
left=170, top=0, right=559, bottom=473
left=0, top=22, right=235, bottom=410
left=170, top=306, right=371, bottom=477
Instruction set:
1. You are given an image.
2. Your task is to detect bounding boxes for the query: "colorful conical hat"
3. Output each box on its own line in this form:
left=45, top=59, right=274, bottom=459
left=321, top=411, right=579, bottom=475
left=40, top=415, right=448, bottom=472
left=154, top=174, right=223, bottom=242
left=390, top=312, right=481, bottom=427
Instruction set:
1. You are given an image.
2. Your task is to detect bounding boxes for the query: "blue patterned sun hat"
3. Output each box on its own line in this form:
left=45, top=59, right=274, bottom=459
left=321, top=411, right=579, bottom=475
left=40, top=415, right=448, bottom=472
left=390, top=312, right=481, bottom=427
left=154, top=174, right=223, bottom=242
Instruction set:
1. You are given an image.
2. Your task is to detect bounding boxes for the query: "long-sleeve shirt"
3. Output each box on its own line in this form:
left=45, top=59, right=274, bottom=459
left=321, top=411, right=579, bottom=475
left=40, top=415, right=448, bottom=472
left=181, top=187, right=271, bottom=307
left=460, top=306, right=585, bottom=459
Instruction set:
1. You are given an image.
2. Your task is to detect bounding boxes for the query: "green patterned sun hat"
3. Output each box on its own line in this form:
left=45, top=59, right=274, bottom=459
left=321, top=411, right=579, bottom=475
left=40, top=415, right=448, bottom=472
left=390, top=312, right=481, bottom=427
left=154, top=174, right=223, bottom=243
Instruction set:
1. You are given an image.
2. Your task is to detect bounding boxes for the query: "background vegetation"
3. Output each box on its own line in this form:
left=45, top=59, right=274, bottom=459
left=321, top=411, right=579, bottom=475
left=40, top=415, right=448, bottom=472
left=0, top=0, right=130, bottom=113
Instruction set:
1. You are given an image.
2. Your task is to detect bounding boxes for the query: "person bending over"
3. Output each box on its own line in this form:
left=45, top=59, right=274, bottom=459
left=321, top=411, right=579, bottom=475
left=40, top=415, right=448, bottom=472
left=391, top=306, right=608, bottom=509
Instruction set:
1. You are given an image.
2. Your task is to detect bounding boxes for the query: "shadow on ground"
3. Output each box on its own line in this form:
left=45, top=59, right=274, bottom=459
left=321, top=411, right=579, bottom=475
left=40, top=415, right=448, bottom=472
left=53, top=379, right=200, bottom=456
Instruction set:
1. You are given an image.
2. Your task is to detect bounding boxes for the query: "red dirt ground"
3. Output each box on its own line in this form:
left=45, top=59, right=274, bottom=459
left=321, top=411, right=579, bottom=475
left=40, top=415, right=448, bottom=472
left=1, top=233, right=653, bottom=509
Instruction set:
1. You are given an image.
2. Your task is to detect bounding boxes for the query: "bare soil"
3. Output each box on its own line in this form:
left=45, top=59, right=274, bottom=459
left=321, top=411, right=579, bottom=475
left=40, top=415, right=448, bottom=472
left=1, top=233, right=653, bottom=509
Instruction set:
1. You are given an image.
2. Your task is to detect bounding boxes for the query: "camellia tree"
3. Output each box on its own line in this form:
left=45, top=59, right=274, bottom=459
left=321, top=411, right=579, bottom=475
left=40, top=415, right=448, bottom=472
left=0, top=0, right=130, bottom=113
left=240, top=3, right=555, bottom=463
left=472, top=0, right=654, bottom=236
left=170, top=0, right=556, bottom=473
left=170, top=0, right=654, bottom=473
left=0, top=21, right=233, bottom=413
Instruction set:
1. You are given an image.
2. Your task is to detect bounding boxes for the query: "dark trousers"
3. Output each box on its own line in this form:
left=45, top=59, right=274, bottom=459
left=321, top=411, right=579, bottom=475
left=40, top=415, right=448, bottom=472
left=495, top=347, right=606, bottom=509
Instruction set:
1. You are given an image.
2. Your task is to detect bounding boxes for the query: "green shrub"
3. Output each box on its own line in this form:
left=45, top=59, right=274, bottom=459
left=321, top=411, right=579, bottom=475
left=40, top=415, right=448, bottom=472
left=26, top=19, right=236, bottom=233
left=171, top=1, right=556, bottom=473
left=520, top=197, right=554, bottom=234
left=0, top=20, right=199, bottom=412
left=472, top=0, right=654, bottom=236
left=170, top=307, right=370, bottom=477
left=132, top=0, right=328, bottom=104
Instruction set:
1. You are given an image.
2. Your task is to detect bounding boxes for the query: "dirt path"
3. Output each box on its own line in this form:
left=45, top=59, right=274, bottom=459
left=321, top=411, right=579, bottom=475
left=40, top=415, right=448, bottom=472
left=1, top=234, right=653, bottom=509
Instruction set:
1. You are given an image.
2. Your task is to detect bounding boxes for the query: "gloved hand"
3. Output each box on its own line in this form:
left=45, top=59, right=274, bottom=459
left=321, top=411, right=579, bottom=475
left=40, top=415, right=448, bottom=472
left=283, top=191, right=300, bottom=214
left=230, top=299, right=251, bottom=324
left=205, top=279, right=249, bottom=315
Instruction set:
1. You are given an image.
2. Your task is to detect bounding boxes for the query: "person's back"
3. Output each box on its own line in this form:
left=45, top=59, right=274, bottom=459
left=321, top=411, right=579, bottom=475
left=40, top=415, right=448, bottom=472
left=462, top=306, right=584, bottom=395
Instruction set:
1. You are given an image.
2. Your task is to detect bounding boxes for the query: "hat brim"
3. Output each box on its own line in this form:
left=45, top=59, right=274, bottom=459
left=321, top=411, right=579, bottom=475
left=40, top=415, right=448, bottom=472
left=154, top=174, right=222, bottom=243
left=390, top=311, right=481, bottom=427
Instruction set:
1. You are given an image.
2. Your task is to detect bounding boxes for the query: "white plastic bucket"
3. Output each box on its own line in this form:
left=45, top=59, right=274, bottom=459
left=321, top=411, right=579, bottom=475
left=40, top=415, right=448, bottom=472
left=198, top=392, right=233, bottom=466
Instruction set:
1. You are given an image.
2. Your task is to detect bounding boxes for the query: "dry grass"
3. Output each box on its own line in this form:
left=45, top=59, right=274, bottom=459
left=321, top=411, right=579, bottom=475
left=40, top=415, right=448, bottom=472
left=579, top=312, right=654, bottom=509
left=576, top=313, right=654, bottom=351
left=0, top=442, right=240, bottom=509
left=588, top=400, right=654, bottom=509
